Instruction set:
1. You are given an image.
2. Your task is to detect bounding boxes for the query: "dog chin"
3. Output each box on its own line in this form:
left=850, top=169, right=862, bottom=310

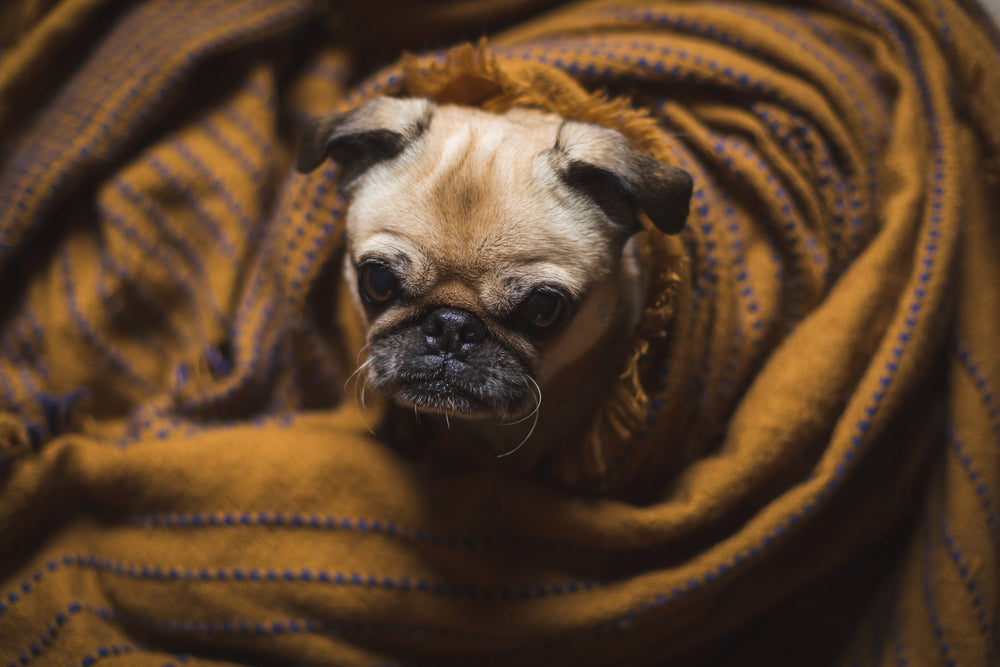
left=393, top=384, right=497, bottom=418
left=389, top=381, right=530, bottom=420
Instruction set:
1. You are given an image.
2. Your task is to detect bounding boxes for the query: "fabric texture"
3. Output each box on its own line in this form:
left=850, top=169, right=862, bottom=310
left=1, top=0, right=999, bottom=664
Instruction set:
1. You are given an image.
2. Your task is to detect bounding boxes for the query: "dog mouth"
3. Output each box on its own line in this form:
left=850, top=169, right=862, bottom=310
left=393, top=378, right=495, bottom=416
left=368, top=352, right=535, bottom=420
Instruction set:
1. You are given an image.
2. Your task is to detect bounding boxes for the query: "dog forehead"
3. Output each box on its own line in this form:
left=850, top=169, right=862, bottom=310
left=345, top=105, right=612, bottom=274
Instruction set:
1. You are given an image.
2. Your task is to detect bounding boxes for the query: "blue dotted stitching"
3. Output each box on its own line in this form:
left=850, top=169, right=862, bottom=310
left=97, top=214, right=196, bottom=348
left=145, top=154, right=236, bottom=258
left=200, top=116, right=265, bottom=184
left=221, top=103, right=271, bottom=159
left=16, top=307, right=51, bottom=380
left=1, top=336, right=43, bottom=408
left=0, top=0, right=292, bottom=263
left=0, top=354, right=19, bottom=408
left=954, top=340, right=1000, bottom=444
left=947, top=432, right=1000, bottom=555
left=6, top=602, right=83, bottom=667
left=168, top=137, right=255, bottom=240
left=923, top=519, right=958, bottom=667
left=113, top=177, right=228, bottom=331
left=940, top=520, right=995, bottom=645
left=732, top=6, right=881, bottom=258
left=0, top=555, right=603, bottom=615
left=890, top=606, right=910, bottom=666
left=505, top=0, right=956, bottom=647
left=59, top=249, right=155, bottom=390
left=74, top=645, right=137, bottom=667
left=0, top=0, right=186, bottom=240
left=174, top=266, right=281, bottom=412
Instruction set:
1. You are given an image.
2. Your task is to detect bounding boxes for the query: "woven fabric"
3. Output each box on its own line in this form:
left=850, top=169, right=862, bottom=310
left=1, top=0, right=999, bottom=664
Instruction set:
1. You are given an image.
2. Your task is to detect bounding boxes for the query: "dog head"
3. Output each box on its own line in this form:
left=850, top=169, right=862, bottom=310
left=298, top=97, right=691, bottom=421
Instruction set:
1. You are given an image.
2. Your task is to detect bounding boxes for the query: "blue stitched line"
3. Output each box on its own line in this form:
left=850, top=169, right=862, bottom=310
left=0, top=555, right=604, bottom=621
left=111, top=179, right=205, bottom=283
left=752, top=105, right=843, bottom=271
left=222, top=104, right=271, bottom=159
left=490, top=2, right=956, bottom=656
left=700, top=5, right=881, bottom=261
left=344, top=65, right=406, bottom=109
left=160, top=655, right=192, bottom=667
left=74, top=645, right=138, bottom=667
left=145, top=155, right=236, bottom=259
left=930, top=0, right=954, bottom=49
left=18, top=307, right=50, bottom=379
left=890, top=605, right=910, bottom=666
left=278, top=175, right=341, bottom=296
left=923, top=518, right=958, bottom=667
left=117, top=410, right=295, bottom=447
left=710, top=133, right=815, bottom=326
left=96, top=230, right=192, bottom=350
left=59, top=248, right=156, bottom=390
left=947, top=431, right=1000, bottom=556
left=940, top=520, right=995, bottom=647
left=168, top=137, right=255, bottom=239
left=0, top=0, right=188, bottom=238
left=1, top=337, right=42, bottom=408
left=113, top=177, right=227, bottom=332
left=174, top=259, right=282, bottom=412
left=714, top=194, right=762, bottom=409
left=200, top=116, right=265, bottom=184
left=954, top=340, right=1000, bottom=445
left=830, top=0, right=945, bottom=477
left=6, top=602, right=83, bottom=667
left=12, top=598, right=553, bottom=664
left=0, top=0, right=288, bottom=261
left=711, top=130, right=805, bottom=301
left=782, top=110, right=851, bottom=266
left=0, top=355, right=18, bottom=409
left=13, top=600, right=412, bottom=667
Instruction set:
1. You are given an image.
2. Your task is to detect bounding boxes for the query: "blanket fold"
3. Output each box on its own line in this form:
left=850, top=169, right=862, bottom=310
left=1, top=0, right=998, bottom=665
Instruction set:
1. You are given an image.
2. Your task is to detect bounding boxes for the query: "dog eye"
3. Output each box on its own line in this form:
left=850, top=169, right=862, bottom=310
left=358, top=260, right=399, bottom=306
left=519, top=289, right=568, bottom=330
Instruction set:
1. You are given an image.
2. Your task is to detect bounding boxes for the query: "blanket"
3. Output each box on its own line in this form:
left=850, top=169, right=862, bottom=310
left=1, top=0, right=999, bottom=664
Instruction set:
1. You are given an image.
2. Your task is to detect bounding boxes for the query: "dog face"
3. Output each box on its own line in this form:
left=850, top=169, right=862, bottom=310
left=298, top=97, right=691, bottom=421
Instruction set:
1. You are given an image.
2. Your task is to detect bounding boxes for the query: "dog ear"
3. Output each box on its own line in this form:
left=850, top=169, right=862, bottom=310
left=554, top=121, right=693, bottom=235
left=297, top=97, right=435, bottom=181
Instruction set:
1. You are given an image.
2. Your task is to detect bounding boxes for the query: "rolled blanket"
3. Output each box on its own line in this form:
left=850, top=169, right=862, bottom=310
left=1, top=0, right=998, bottom=665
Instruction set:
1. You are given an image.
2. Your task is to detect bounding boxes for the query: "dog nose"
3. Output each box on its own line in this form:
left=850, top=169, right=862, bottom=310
left=422, top=308, right=486, bottom=352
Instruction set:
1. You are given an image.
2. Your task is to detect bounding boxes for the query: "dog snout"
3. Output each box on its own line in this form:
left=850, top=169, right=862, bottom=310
left=422, top=308, right=486, bottom=353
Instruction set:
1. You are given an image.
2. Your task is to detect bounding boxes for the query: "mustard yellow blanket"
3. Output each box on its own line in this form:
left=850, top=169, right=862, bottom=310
left=1, top=0, right=999, bottom=664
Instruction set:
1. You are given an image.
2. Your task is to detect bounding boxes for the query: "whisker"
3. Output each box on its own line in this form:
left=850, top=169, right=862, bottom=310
left=496, top=375, right=541, bottom=458
left=354, top=342, right=371, bottom=368
left=344, top=357, right=371, bottom=393
left=345, top=358, right=375, bottom=436
left=502, top=376, right=541, bottom=426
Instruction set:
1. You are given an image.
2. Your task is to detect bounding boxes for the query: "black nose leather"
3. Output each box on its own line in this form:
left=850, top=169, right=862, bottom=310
left=422, top=308, right=485, bottom=353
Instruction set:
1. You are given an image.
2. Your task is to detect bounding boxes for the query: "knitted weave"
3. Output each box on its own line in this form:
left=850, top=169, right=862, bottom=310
left=1, top=1, right=998, bottom=664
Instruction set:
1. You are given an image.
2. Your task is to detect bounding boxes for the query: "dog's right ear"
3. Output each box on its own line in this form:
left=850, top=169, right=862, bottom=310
left=554, top=121, right=693, bottom=236
left=296, top=97, right=435, bottom=181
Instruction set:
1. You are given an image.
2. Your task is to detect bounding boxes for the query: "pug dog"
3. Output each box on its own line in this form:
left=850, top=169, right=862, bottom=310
left=297, top=97, right=692, bottom=460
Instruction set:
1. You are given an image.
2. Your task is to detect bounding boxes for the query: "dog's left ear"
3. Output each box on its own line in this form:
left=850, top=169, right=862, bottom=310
left=297, top=97, right=435, bottom=181
left=553, top=121, right=693, bottom=235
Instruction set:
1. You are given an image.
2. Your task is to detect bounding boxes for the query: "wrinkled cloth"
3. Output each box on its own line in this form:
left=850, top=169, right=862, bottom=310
left=1, top=0, right=999, bottom=665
